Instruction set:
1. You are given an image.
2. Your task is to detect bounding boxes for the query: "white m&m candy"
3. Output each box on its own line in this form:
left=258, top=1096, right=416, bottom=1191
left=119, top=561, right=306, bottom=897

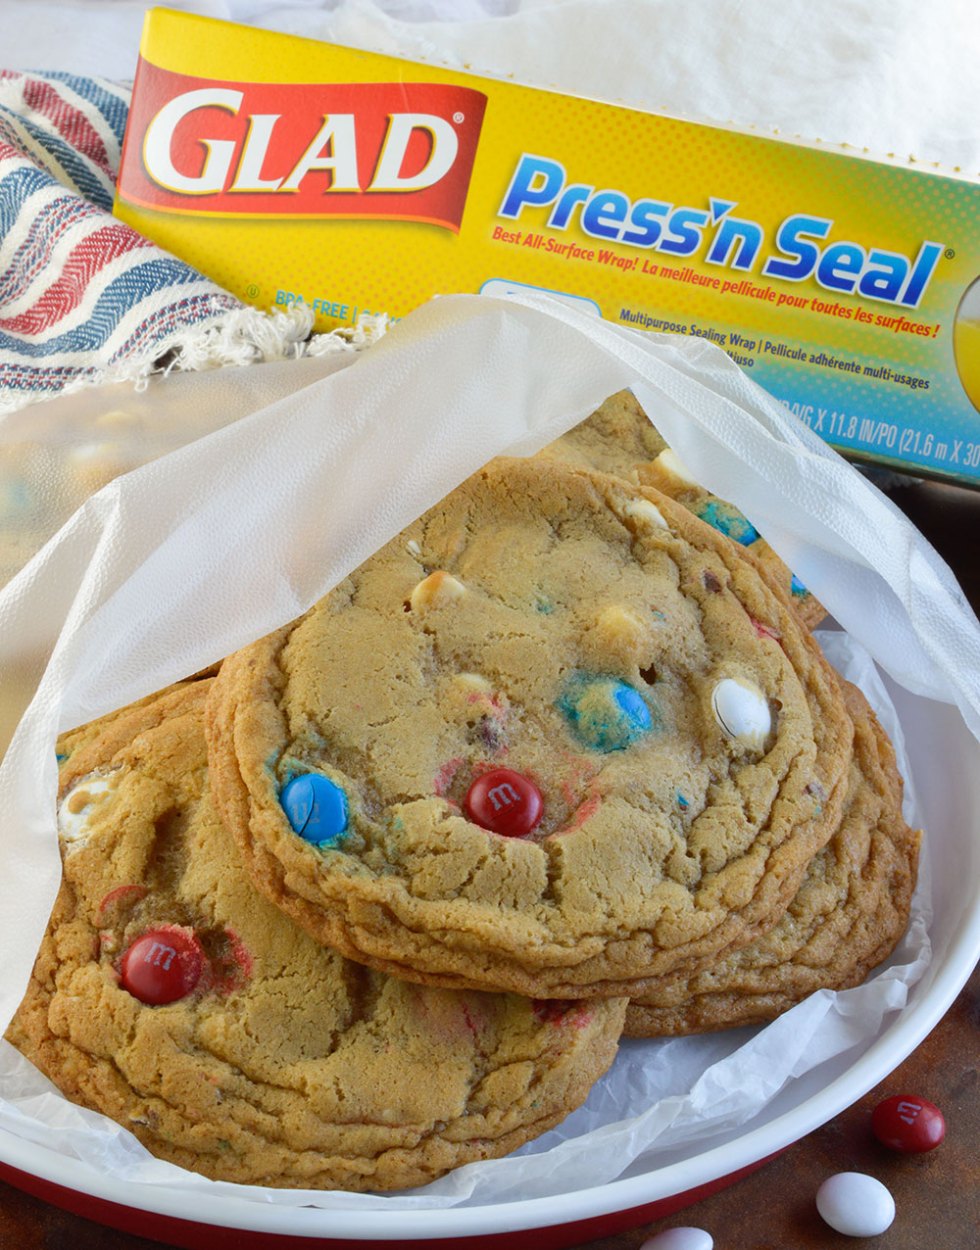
left=641, top=1228, right=713, bottom=1250
left=816, top=1171, right=895, bottom=1237
left=640, top=1225, right=710, bottom=1245
left=711, top=677, right=772, bottom=749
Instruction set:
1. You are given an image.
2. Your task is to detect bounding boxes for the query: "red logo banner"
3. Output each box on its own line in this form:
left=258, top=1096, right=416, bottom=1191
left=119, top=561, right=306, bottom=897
left=118, top=61, right=488, bottom=232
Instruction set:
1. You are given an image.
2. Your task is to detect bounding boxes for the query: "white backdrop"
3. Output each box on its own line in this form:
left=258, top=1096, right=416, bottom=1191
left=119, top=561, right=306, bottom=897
left=0, top=0, right=976, bottom=174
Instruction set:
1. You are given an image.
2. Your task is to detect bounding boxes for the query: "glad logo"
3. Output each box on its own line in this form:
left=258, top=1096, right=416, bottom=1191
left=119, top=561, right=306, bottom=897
left=119, top=61, right=488, bottom=231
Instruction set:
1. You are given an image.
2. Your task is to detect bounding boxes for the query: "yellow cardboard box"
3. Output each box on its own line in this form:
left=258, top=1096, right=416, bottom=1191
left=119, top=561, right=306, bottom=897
left=115, top=8, right=980, bottom=485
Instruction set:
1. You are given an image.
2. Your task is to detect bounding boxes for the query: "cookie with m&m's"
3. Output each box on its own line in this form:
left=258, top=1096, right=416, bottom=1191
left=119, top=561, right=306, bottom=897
left=205, top=456, right=852, bottom=999
left=7, top=681, right=626, bottom=1189
left=625, top=681, right=920, bottom=1036
left=536, top=390, right=826, bottom=629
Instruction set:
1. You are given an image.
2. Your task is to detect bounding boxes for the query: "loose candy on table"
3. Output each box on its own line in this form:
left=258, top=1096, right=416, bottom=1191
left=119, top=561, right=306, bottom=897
left=815, top=1171, right=896, bottom=1238
left=464, top=768, right=543, bottom=836
left=119, top=927, right=205, bottom=1005
left=871, top=1093, right=946, bottom=1153
left=280, top=773, right=349, bottom=846
left=640, top=1227, right=713, bottom=1250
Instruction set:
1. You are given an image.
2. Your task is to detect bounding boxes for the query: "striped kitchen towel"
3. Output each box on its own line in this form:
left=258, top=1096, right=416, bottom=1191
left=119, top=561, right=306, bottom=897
left=0, top=71, right=366, bottom=413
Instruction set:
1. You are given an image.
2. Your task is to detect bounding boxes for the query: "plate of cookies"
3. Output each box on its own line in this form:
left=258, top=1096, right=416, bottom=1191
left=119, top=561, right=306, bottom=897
left=0, top=294, right=978, bottom=1248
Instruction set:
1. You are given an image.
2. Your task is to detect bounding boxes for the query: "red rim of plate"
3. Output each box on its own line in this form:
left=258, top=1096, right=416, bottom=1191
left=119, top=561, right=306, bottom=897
left=2, top=692, right=978, bottom=1242
left=0, top=893, right=977, bottom=1244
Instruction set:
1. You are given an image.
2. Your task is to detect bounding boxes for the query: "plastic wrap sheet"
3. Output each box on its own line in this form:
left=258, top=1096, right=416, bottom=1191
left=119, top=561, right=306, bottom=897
left=0, top=291, right=977, bottom=1206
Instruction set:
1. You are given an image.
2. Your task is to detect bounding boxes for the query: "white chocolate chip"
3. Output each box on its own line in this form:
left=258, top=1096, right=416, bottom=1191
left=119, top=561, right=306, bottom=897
left=65, top=442, right=131, bottom=495
left=654, top=448, right=700, bottom=487
left=58, top=772, right=117, bottom=847
left=65, top=441, right=115, bottom=464
left=409, top=570, right=466, bottom=611
left=622, top=497, right=669, bottom=530
left=406, top=539, right=422, bottom=559
left=451, top=672, right=493, bottom=696
left=94, top=409, right=139, bottom=431
left=596, top=605, right=648, bottom=649
left=711, top=678, right=772, bottom=748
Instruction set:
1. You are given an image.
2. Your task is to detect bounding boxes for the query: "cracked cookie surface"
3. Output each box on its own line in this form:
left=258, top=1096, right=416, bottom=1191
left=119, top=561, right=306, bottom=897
left=8, top=682, right=625, bottom=1190
left=537, top=390, right=826, bottom=628
left=206, top=457, right=852, bottom=998
left=624, top=681, right=920, bottom=1035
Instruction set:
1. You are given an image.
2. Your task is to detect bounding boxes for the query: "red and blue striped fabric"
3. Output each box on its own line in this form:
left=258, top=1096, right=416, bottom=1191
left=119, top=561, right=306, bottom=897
left=0, top=71, right=250, bottom=410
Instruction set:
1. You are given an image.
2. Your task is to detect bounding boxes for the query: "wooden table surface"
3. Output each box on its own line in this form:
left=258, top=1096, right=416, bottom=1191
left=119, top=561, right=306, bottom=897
left=1, top=475, right=978, bottom=1250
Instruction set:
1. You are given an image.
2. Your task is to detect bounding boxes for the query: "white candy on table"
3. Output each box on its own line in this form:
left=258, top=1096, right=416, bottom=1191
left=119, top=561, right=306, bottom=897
left=816, top=1171, right=896, bottom=1237
left=640, top=1227, right=713, bottom=1250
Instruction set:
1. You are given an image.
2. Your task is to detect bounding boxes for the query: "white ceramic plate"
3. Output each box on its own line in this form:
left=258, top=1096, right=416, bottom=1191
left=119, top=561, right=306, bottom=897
left=1, top=679, right=977, bottom=1248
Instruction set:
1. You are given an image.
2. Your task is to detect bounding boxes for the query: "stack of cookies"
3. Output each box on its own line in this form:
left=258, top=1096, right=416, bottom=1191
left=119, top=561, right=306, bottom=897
left=7, top=394, right=919, bottom=1192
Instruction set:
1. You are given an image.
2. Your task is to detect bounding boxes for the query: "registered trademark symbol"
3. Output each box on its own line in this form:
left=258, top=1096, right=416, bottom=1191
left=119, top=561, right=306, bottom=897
left=245, top=283, right=259, bottom=299
left=944, top=248, right=955, bottom=260
left=453, top=111, right=465, bottom=124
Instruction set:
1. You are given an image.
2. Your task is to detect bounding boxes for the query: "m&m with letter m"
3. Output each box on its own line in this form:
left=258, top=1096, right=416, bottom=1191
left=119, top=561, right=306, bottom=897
left=119, top=926, right=205, bottom=1005
left=871, top=1093, right=946, bottom=1153
left=464, top=768, right=543, bottom=836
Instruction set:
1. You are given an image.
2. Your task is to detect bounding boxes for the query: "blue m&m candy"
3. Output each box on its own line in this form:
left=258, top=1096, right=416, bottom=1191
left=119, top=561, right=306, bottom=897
left=790, top=573, right=808, bottom=597
left=694, top=499, right=759, bottom=546
left=280, top=773, right=348, bottom=846
left=559, top=675, right=654, bottom=752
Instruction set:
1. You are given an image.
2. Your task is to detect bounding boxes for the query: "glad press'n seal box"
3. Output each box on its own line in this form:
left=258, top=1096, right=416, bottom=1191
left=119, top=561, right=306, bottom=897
left=114, top=8, right=980, bottom=487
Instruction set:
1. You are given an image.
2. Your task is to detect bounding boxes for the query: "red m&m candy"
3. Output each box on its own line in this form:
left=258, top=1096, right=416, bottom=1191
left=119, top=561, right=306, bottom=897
left=871, top=1093, right=946, bottom=1152
left=119, top=926, right=205, bottom=1005
left=464, top=768, right=543, bottom=836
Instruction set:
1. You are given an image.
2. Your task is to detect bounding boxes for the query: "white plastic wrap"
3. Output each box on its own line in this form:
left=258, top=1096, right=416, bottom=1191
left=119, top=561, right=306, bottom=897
left=0, top=291, right=977, bottom=1208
